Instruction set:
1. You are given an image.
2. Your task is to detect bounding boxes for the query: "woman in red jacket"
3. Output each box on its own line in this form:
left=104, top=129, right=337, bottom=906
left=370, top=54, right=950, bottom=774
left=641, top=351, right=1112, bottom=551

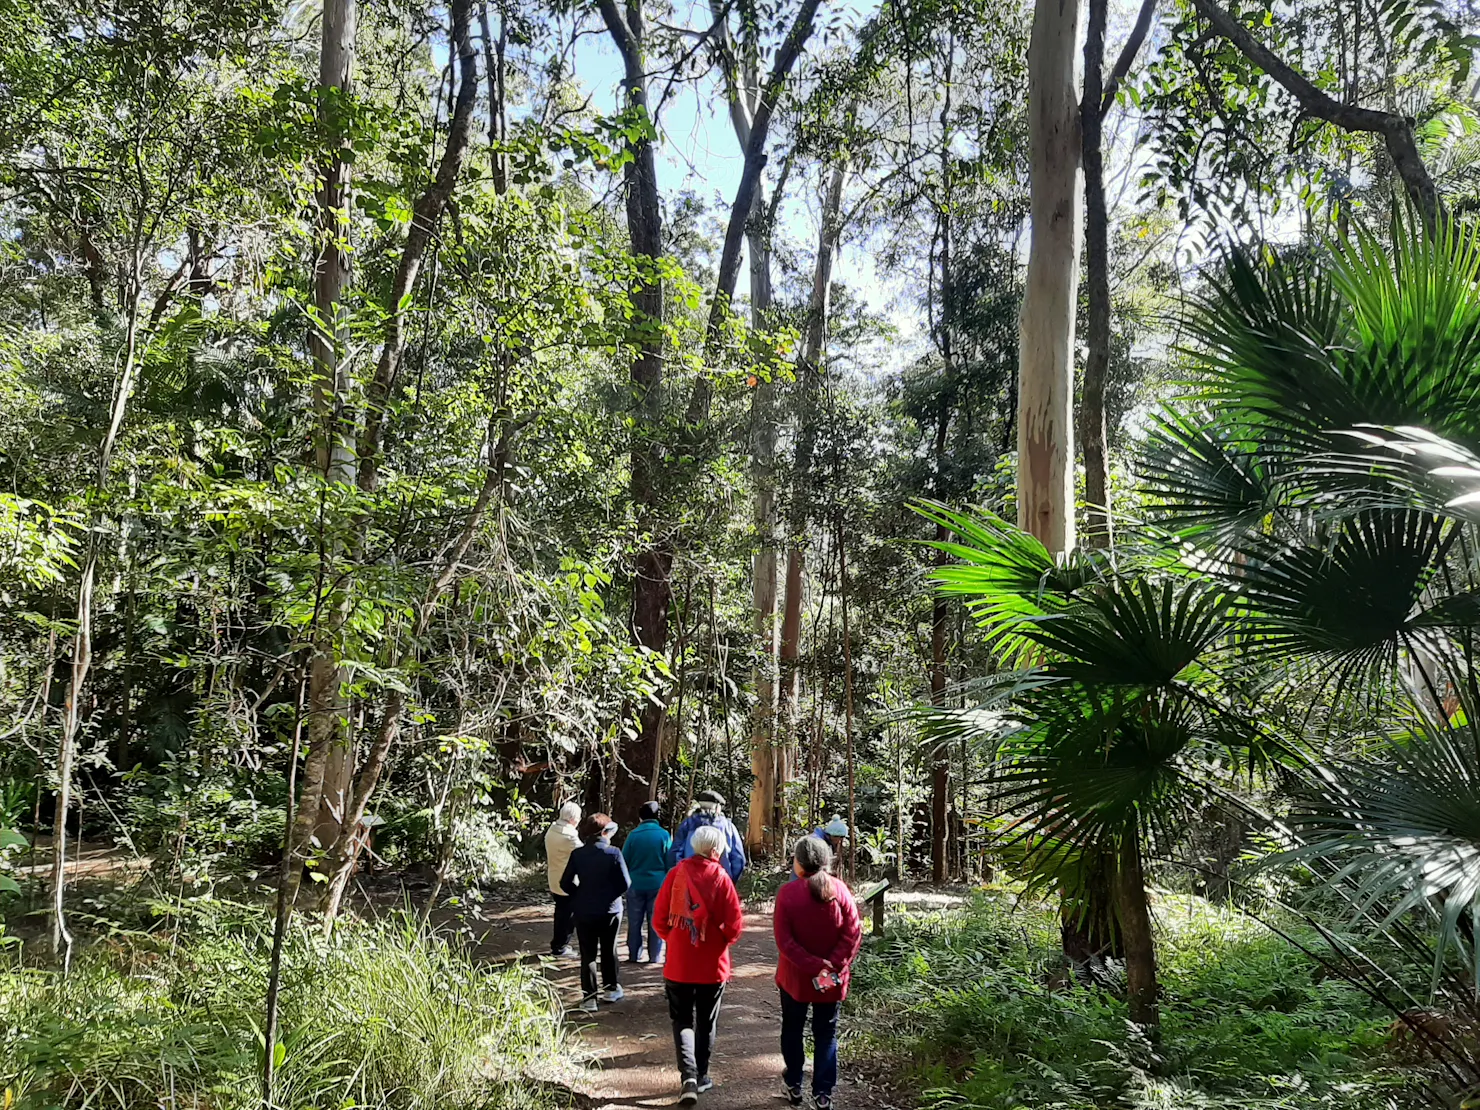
left=773, top=835, right=861, bottom=1110
left=653, top=823, right=745, bottom=1105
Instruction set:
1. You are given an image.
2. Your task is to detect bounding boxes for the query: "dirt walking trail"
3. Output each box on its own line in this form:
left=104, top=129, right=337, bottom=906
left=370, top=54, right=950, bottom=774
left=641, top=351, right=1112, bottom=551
left=474, top=902, right=903, bottom=1110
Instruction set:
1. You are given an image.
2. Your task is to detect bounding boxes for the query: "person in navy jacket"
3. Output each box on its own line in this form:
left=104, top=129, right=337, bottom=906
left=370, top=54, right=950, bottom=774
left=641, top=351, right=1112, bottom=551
left=560, top=813, right=631, bottom=1011
left=668, top=790, right=746, bottom=882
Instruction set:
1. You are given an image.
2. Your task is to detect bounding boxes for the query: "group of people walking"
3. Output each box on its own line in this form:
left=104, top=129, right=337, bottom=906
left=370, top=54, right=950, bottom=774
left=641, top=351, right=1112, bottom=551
left=543, top=791, right=861, bottom=1108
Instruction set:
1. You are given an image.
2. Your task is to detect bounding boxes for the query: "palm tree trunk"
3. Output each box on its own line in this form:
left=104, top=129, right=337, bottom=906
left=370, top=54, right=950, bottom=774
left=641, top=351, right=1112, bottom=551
left=1113, top=820, right=1159, bottom=1031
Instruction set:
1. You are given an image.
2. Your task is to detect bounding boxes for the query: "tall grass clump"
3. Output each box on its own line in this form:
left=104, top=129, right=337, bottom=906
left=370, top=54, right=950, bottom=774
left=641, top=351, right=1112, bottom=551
left=0, top=903, right=562, bottom=1110
left=849, top=892, right=1416, bottom=1110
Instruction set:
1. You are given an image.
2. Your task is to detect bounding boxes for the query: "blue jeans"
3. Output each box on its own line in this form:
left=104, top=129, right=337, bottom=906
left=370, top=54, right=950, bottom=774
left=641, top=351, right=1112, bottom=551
left=780, top=987, right=839, bottom=1097
left=626, top=887, right=664, bottom=962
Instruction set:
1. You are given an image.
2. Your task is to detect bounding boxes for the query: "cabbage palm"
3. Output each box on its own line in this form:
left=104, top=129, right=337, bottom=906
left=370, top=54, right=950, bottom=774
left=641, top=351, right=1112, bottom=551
left=928, top=214, right=1480, bottom=1046
left=919, top=502, right=1268, bottom=1029
left=1143, top=214, right=1480, bottom=1034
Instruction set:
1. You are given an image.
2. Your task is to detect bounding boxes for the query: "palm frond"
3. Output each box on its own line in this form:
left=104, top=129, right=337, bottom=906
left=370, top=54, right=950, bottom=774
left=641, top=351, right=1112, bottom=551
left=1023, top=577, right=1230, bottom=688
left=1139, top=406, right=1284, bottom=545
left=1286, top=723, right=1480, bottom=995
left=915, top=501, right=1110, bottom=662
left=1228, top=509, right=1449, bottom=672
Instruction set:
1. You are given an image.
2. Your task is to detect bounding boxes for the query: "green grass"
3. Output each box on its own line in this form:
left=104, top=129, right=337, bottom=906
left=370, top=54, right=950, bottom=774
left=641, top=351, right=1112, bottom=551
left=0, top=901, right=564, bottom=1110
left=848, top=891, right=1421, bottom=1109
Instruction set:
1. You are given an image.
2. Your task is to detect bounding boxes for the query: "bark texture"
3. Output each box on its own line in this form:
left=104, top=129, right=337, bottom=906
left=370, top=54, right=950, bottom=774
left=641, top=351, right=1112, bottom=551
left=597, top=0, right=670, bottom=822
left=292, top=0, right=359, bottom=890
left=1080, top=0, right=1112, bottom=548
left=1017, top=0, right=1083, bottom=554
left=775, top=151, right=850, bottom=845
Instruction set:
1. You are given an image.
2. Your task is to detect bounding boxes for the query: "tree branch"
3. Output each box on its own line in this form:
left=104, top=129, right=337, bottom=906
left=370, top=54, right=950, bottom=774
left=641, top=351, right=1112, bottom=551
left=1188, top=0, right=1439, bottom=223
left=1100, top=0, right=1157, bottom=113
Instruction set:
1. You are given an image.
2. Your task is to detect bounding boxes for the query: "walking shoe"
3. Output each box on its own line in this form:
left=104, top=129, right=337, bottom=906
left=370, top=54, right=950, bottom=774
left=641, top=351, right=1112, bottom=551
left=602, top=987, right=624, bottom=1002
left=696, top=1076, right=714, bottom=1093
left=552, top=946, right=574, bottom=958
left=679, top=1079, right=699, bottom=1105
left=783, top=1082, right=803, bottom=1106
left=577, top=998, right=598, bottom=1013
left=813, top=1096, right=833, bottom=1109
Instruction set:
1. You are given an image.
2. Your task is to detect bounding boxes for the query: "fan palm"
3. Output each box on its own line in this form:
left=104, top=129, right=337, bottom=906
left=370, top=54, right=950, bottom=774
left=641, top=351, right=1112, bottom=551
left=926, top=213, right=1480, bottom=1049
left=917, top=501, right=1267, bottom=1029
left=1141, top=215, right=1480, bottom=1041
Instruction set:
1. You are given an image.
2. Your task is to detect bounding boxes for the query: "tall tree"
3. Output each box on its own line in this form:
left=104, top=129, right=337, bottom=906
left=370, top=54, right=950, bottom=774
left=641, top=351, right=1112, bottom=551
left=595, top=0, right=670, bottom=821
left=1017, top=0, right=1081, bottom=553
left=285, top=0, right=358, bottom=904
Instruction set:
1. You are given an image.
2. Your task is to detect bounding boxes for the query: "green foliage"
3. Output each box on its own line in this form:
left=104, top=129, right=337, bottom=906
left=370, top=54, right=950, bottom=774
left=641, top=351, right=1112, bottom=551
left=0, top=905, right=563, bottom=1110
left=850, top=895, right=1415, bottom=1109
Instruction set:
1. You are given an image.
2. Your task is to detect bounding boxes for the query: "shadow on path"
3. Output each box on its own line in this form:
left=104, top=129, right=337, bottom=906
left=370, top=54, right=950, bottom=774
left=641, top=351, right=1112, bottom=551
left=473, top=903, right=904, bottom=1110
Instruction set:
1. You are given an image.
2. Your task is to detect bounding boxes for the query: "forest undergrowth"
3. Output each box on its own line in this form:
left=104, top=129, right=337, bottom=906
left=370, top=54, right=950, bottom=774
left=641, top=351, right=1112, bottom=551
left=849, top=893, right=1415, bottom=1110
left=0, top=898, right=564, bottom=1110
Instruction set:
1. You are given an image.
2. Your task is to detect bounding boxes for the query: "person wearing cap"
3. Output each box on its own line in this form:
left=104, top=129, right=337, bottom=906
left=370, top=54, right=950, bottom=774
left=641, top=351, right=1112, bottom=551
left=669, top=790, right=747, bottom=882
left=622, top=800, right=673, bottom=964
left=812, top=816, right=851, bottom=855
left=560, top=812, right=632, bottom=1011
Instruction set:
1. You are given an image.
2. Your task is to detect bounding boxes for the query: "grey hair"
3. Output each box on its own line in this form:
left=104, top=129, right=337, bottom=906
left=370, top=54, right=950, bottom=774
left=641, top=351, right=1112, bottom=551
left=690, top=824, right=727, bottom=859
left=793, top=835, right=836, bottom=902
left=558, top=801, right=582, bottom=824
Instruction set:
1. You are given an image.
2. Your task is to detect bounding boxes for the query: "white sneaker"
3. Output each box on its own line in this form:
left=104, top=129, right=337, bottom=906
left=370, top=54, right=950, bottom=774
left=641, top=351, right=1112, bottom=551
left=602, top=987, right=625, bottom=1002
left=578, top=998, right=598, bottom=1013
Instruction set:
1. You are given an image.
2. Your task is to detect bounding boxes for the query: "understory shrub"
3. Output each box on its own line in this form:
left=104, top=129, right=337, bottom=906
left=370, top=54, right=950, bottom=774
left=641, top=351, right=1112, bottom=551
left=849, top=892, right=1417, bottom=1109
left=0, top=902, right=563, bottom=1110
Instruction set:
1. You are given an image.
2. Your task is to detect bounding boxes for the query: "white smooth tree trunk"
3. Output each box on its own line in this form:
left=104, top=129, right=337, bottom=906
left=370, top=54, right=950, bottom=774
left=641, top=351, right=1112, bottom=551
left=1017, top=0, right=1083, bottom=553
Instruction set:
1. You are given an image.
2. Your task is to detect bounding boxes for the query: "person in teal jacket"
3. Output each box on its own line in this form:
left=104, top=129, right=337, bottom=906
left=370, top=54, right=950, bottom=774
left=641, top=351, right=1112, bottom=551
left=622, top=800, right=673, bottom=964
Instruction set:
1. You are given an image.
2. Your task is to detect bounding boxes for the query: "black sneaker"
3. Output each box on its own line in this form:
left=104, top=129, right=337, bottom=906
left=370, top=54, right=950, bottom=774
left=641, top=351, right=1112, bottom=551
left=679, top=1079, right=699, bottom=1105
left=814, top=1096, right=833, bottom=1110
left=783, top=1083, right=803, bottom=1106
left=551, top=946, right=573, bottom=958
left=696, top=1076, right=714, bottom=1093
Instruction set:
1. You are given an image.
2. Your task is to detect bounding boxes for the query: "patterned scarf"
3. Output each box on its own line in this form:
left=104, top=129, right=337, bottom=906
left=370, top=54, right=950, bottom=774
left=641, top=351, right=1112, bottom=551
left=664, top=858, right=710, bottom=945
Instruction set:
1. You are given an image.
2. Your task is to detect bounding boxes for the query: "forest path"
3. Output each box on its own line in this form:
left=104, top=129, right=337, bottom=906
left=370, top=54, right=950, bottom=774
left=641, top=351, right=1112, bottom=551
left=473, top=901, right=903, bottom=1110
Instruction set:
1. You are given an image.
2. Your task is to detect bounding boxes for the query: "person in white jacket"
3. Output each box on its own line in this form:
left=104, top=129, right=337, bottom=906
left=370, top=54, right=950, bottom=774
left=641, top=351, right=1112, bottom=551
left=544, top=801, right=582, bottom=956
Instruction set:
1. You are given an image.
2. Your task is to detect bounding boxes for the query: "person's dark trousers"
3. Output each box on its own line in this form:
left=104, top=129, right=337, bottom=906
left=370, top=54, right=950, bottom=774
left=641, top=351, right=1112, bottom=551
left=575, top=913, right=621, bottom=998
left=779, top=987, right=839, bottom=1098
left=551, top=893, right=576, bottom=954
left=626, top=888, right=665, bottom=962
left=666, top=980, right=726, bottom=1082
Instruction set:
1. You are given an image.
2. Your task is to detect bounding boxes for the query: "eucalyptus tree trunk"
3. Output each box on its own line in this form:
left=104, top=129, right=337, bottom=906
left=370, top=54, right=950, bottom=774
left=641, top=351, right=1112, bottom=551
left=747, top=194, right=783, bottom=851
left=777, top=150, right=851, bottom=839
left=711, top=25, right=787, bottom=853
left=314, top=0, right=482, bottom=923
left=51, top=248, right=146, bottom=965
left=596, top=0, right=669, bottom=822
left=1017, top=0, right=1082, bottom=553
left=929, top=41, right=956, bottom=884
left=1080, top=0, right=1112, bottom=549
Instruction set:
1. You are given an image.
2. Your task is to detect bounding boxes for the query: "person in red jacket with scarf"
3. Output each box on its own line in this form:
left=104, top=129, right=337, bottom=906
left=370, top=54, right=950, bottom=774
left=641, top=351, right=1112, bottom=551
left=773, top=835, right=861, bottom=1110
left=653, top=822, right=745, bottom=1105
